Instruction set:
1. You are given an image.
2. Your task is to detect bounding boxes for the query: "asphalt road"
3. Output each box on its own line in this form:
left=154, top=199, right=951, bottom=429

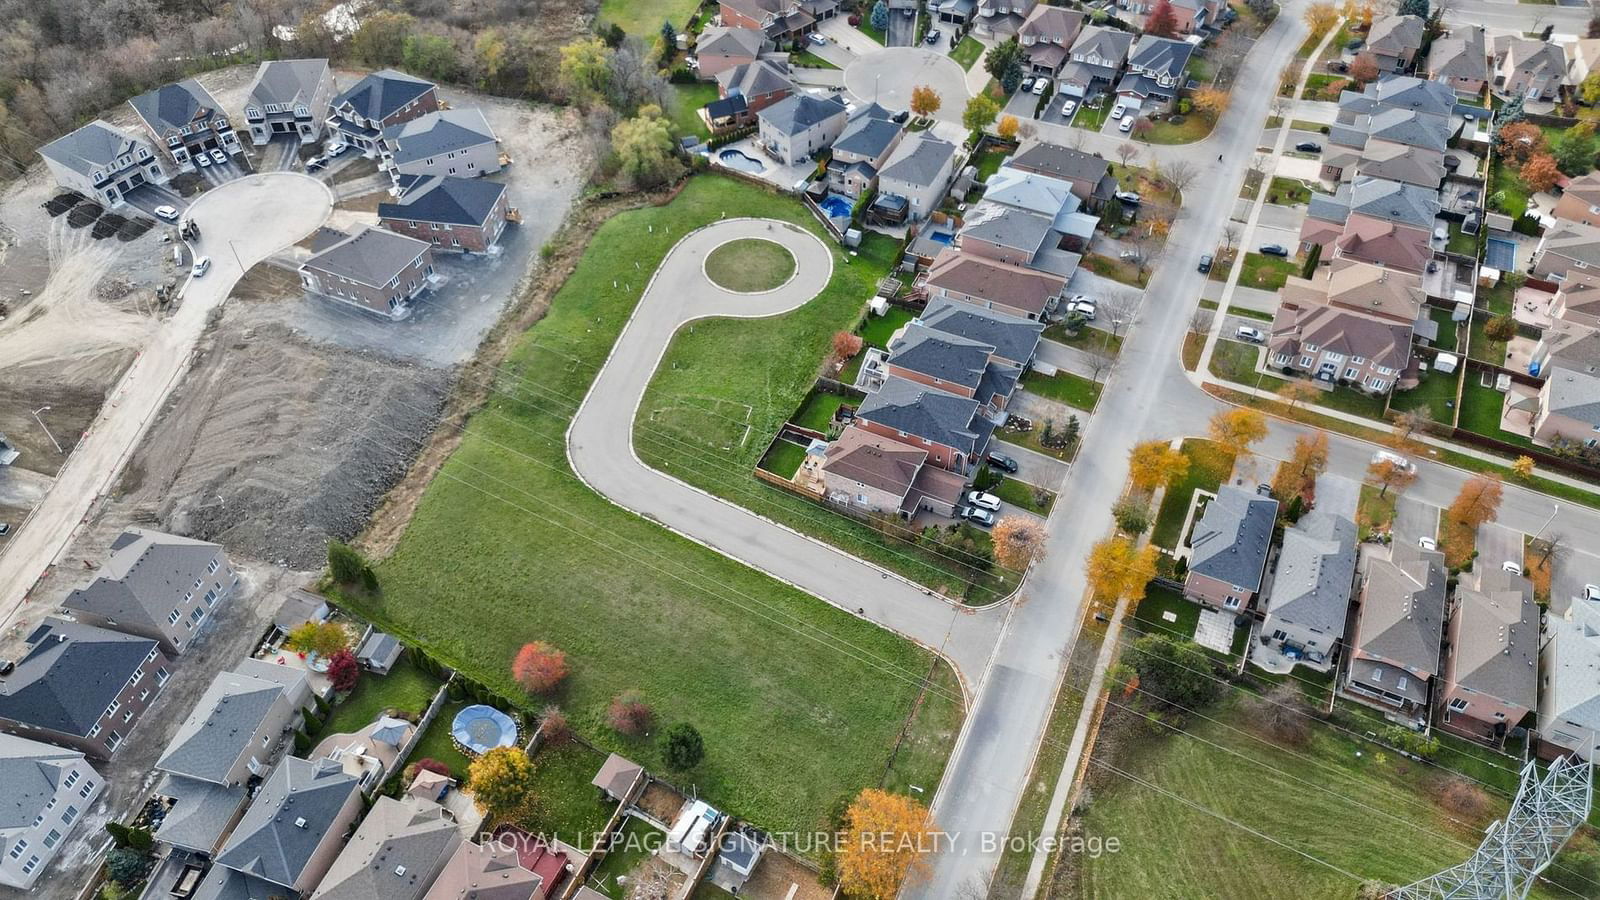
left=0, top=173, right=332, bottom=633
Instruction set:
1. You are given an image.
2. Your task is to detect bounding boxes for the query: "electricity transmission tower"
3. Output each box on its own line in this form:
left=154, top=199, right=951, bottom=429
left=1390, top=755, right=1592, bottom=900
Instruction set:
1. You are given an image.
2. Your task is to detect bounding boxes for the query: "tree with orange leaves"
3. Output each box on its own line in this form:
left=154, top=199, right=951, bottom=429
left=1085, top=536, right=1161, bottom=602
left=1496, top=122, right=1545, bottom=164
left=1128, top=440, right=1190, bottom=494
left=837, top=789, right=937, bottom=899
left=1207, top=408, right=1267, bottom=458
left=511, top=641, right=568, bottom=694
left=992, top=516, right=1047, bottom=570
left=910, top=84, right=941, bottom=119
left=1522, top=153, right=1561, bottom=192
left=997, top=114, right=1020, bottom=140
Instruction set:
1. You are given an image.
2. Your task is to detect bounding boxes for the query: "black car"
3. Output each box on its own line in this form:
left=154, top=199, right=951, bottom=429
left=1259, top=244, right=1289, bottom=257
left=986, top=452, right=1020, bottom=474
left=1295, top=141, right=1321, bottom=153
left=892, top=110, right=910, bottom=124
left=1197, top=253, right=1213, bottom=274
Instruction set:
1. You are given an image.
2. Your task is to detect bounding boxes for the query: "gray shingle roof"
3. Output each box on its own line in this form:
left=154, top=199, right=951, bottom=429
left=1188, top=485, right=1278, bottom=591
left=333, top=70, right=436, bottom=123
left=311, top=797, right=461, bottom=900
left=887, top=324, right=996, bottom=390
left=216, top=757, right=359, bottom=889
left=717, top=57, right=792, bottom=99
left=61, top=528, right=223, bottom=637
left=1366, top=75, right=1458, bottom=117
left=1365, top=108, right=1450, bottom=153
left=357, top=631, right=402, bottom=669
left=423, top=842, right=543, bottom=900
left=1428, top=25, right=1487, bottom=81
left=385, top=109, right=497, bottom=166
left=247, top=59, right=329, bottom=109
left=303, top=226, right=432, bottom=289
left=960, top=202, right=1053, bottom=254
left=1451, top=569, right=1537, bottom=707
left=1264, top=511, right=1358, bottom=636
left=1067, top=26, right=1133, bottom=67
left=154, top=775, right=249, bottom=853
left=1367, top=14, right=1425, bottom=56
left=879, top=134, right=956, bottom=189
left=696, top=25, right=767, bottom=59
left=129, top=79, right=227, bottom=133
left=918, top=297, right=1043, bottom=365
left=38, top=121, right=150, bottom=178
left=1349, top=176, right=1440, bottom=229
left=0, top=734, right=90, bottom=831
left=855, top=377, right=991, bottom=456
left=156, top=669, right=290, bottom=783
left=379, top=176, right=506, bottom=228
left=0, top=619, right=159, bottom=738
left=832, top=105, right=901, bottom=159
left=1356, top=547, right=1448, bottom=674
left=1127, top=35, right=1193, bottom=80
left=1009, top=141, right=1110, bottom=184
left=193, top=866, right=292, bottom=900
left=760, top=92, right=846, bottom=136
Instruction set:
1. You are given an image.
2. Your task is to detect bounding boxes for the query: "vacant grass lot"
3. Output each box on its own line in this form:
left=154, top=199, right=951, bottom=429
left=1151, top=440, right=1235, bottom=549
left=1237, top=252, right=1299, bottom=291
left=704, top=238, right=796, bottom=292
left=1022, top=370, right=1102, bottom=410
left=599, top=0, right=700, bottom=37
left=314, top=655, right=442, bottom=742
left=364, top=177, right=960, bottom=836
left=1083, top=253, right=1150, bottom=288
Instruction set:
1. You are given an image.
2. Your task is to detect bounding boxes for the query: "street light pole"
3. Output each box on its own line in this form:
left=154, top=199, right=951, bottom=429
left=227, top=239, right=245, bottom=273
left=31, top=406, right=62, bottom=455
left=1535, top=503, right=1561, bottom=540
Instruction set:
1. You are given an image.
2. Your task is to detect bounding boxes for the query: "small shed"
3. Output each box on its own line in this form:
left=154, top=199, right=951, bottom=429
left=1432, top=352, right=1460, bottom=375
left=591, top=752, right=643, bottom=802
left=357, top=630, right=403, bottom=674
left=407, top=769, right=452, bottom=803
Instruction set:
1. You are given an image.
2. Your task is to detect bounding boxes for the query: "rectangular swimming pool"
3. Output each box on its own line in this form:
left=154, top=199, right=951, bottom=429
left=1485, top=236, right=1516, bottom=272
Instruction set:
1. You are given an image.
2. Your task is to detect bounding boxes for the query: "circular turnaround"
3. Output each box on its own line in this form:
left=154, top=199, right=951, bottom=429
left=451, top=704, right=518, bottom=755
left=844, top=47, right=970, bottom=119
left=703, top=238, right=798, bottom=293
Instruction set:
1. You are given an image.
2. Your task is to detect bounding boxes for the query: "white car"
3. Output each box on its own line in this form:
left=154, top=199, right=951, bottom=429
left=1061, top=99, right=1078, bottom=117
left=809, top=32, right=828, bottom=46
left=1418, top=536, right=1438, bottom=551
left=1110, top=103, right=1126, bottom=120
left=195, top=153, right=212, bottom=168
left=1119, top=115, right=1134, bottom=133
left=964, top=506, right=996, bottom=527
left=685, top=56, right=700, bottom=69
left=1235, top=326, right=1266, bottom=343
left=209, top=149, right=228, bottom=166
left=966, top=490, right=1001, bottom=511
left=1031, top=77, right=1047, bottom=95
left=1114, top=190, right=1142, bottom=205
left=1583, top=584, right=1600, bottom=602
left=1370, top=449, right=1417, bottom=473
left=1066, top=299, right=1097, bottom=320
left=191, top=256, right=211, bottom=277
left=1503, top=560, right=1525, bottom=576
left=153, top=205, right=179, bottom=221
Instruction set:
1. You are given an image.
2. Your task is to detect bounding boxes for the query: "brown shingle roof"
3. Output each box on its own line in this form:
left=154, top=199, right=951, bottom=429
left=821, top=428, right=927, bottom=498
left=923, top=248, right=1063, bottom=316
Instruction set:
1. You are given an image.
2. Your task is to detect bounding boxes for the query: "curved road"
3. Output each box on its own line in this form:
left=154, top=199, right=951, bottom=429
left=565, top=219, right=1005, bottom=684
left=0, top=173, right=333, bottom=632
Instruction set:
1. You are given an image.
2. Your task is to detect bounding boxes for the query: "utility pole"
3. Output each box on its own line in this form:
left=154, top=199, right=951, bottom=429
left=31, top=406, right=61, bottom=455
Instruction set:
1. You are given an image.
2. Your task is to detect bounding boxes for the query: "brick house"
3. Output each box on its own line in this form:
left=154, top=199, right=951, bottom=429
left=1552, top=172, right=1600, bottom=228
left=973, top=0, right=1038, bottom=37
left=1438, top=569, right=1538, bottom=745
left=1427, top=25, right=1488, bottom=98
left=1007, top=140, right=1116, bottom=209
left=884, top=323, right=1023, bottom=418
left=1267, top=260, right=1423, bottom=395
left=36, top=121, right=167, bottom=209
left=1183, top=485, right=1278, bottom=611
left=719, top=0, right=818, bottom=42
left=921, top=248, right=1065, bottom=320
left=60, top=528, right=237, bottom=657
left=1533, top=221, right=1600, bottom=282
left=818, top=428, right=965, bottom=519
left=1493, top=36, right=1566, bottom=101
left=1018, top=5, right=1085, bottom=77
left=852, top=376, right=996, bottom=474
left=1257, top=511, right=1359, bottom=667
left=299, top=226, right=437, bottom=319
left=379, top=175, right=513, bottom=253
left=694, top=26, right=769, bottom=79
left=327, top=69, right=439, bottom=157
left=1363, top=15, right=1425, bottom=75
left=715, top=58, right=794, bottom=115
left=127, top=79, right=242, bottom=172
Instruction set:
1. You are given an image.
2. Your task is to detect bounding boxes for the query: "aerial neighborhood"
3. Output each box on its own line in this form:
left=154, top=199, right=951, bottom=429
left=11, top=0, right=1600, bottom=898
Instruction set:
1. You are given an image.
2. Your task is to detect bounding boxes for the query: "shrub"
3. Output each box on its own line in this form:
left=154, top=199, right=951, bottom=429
left=105, top=848, right=147, bottom=886
left=539, top=704, right=571, bottom=744
left=1112, top=498, right=1150, bottom=536
left=662, top=722, right=705, bottom=769
left=511, top=641, right=569, bottom=694
left=608, top=689, right=655, bottom=735
left=406, top=758, right=453, bottom=782
left=327, top=649, right=361, bottom=694
left=1382, top=725, right=1440, bottom=760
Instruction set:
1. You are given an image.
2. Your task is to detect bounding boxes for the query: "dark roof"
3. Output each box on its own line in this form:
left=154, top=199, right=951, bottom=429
left=760, top=92, right=846, bottom=136
left=1188, top=485, right=1278, bottom=591
left=302, top=226, right=432, bottom=288
left=1128, top=35, right=1193, bottom=80
left=0, top=619, right=159, bottom=738
left=833, top=105, right=901, bottom=159
left=129, top=79, right=226, bottom=133
left=311, top=797, right=460, bottom=900
left=38, top=121, right=151, bottom=177
left=887, top=324, right=995, bottom=390
left=1008, top=142, right=1109, bottom=184
left=379, top=176, right=506, bottom=228
left=855, top=376, right=992, bottom=455
left=1357, top=546, right=1448, bottom=673
left=61, top=528, right=224, bottom=635
left=247, top=59, right=329, bottom=109
left=333, top=69, right=436, bottom=123
left=156, top=669, right=290, bottom=783
left=879, top=133, right=957, bottom=188
left=154, top=775, right=250, bottom=853
left=918, top=297, right=1044, bottom=365
left=703, top=94, right=749, bottom=121
left=1264, top=511, right=1359, bottom=636
left=216, top=757, right=359, bottom=889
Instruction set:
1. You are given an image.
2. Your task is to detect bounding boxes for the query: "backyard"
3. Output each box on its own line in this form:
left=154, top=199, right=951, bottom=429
left=598, top=0, right=700, bottom=37
left=669, top=83, right=719, bottom=141
left=312, top=655, right=443, bottom=743
left=1458, top=376, right=1537, bottom=450
left=1151, top=439, right=1235, bottom=549
left=757, top=439, right=809, bottom=479
left=859, top=305, right=916, bottom=348
left=362, top=177, right=963, bottom=836
left=1388, top=366, right=1461, bottom=427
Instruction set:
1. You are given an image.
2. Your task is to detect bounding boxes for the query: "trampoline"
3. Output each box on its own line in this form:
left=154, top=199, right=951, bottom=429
left=451, top=705, right=518, bottom=755
left=1485, top=237, right=1517, bottom=272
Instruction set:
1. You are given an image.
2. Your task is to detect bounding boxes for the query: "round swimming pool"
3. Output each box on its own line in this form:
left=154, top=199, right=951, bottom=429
left=717, top=148, right=766, bottom=174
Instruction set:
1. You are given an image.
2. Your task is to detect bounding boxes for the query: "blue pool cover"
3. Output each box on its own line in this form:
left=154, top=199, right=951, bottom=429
left=820, top=195, right=854, bottom=218
left=452, top=704, right=518, bottom=755
left=1485, top=237, right=1516, bottom=272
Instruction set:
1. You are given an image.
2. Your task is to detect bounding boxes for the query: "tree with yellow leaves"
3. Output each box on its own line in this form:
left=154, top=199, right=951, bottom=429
left=1511, top=456, right=1536, bottom=480
left=1086, top=537, right=1161, bottom=602
left=467, top=746, right=538, bottom=818
left=992, top=516, right=1047, bottom=570
left=1207, top=408, right=1267, bottom=458
left=997, top=114, right=1020, bottom=141
left=1128, top=440, right=1190, bottom=494
left=1192, top=87, right=1229, bottom=122
left=1366, top=458, right=1417, bottom=498
left=910, top=85, right=941, bottom=119
left=1277, top=382, right=1320, bottom=410
left=1303, top=1, right=1339, bottom=37
left=837, top=789, right=936, bottom=899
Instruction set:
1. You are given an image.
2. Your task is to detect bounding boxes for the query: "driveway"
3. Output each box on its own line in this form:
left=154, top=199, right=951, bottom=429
left=1551, top=549, right=1600, bottom=615
left=1475, top=522, right=1525, bottom=584
left=991, top=441, right=1072, bottom=493
left=806, top=33, right=857, bottom=68
left=818, top=16, right=884, bottom=57
left=1393, top=495, right=1440, bottom=546
left=886, top=6, right=917, bottom=46
left=1314, top=472, right=1359, bottom=521
left=0, top=173, right=333, bottom=641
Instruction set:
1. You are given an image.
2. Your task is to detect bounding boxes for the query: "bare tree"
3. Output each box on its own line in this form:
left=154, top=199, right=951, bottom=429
left=1102, top=289, right=1140, bottom=338
left=1189, top=307, right=1214, bottom=336
left=1533, top=532, right=1570, bottom=569
left=1083, top=343, right=1115, bottom=383
left=1116, top=141, right=1139, bottom=168
left=1222, top=222, right=1241, bottom=252
left=1162, top=159, right=1200, bottom=195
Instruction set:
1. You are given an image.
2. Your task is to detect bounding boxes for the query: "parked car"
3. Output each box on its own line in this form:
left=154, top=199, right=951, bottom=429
left=153, top=204, right=179, bottom=221
left=1370, top=449, right=1416, bottom=473
left=1110, top=102, right=1127, bottom=119
left=1114, top=190, right=1141, bottom=205
left=966, top=490, right=1001, bottom=511
left=209, top=149, right=228, bottom=166
left=328, top=142, right=352, bottom=156
left=0, top=523, right=8, bottom=536
left=1585, top=584, right=1600, bottom=602
left=1061, top=99, right=1078, bottom=117
left=191, top=256, right=211, bottom=277
left=305, top=155, right=327, bottom=171
left=964, top=506, right=996, bottom=527
left=1235, top=325, right=1266, bottom=343
left=809, top=32, right=828, bottom=46
left=925, top=28, right=941, bottom=44
left=685, top=56, right=700, bottom=69
left=1327, top=60, right=1348, bottom=73
left=1119, top=116, right=1134, bottom=133
left=1295, top=141, right=1322, bottom=153
left=892, top=110, right=910, bottom=124
left=195, top=153, right=212, bottom=168
left=1031, top=77, right=1047, bottom=95
left=1066, top=298, right=1097, bottom=319
left=987, top=452, right=1020, bottom=473
left=0, top=659, right=13, bottom=676
left=1503, top=560, right=1525, bottom=576
left=1118, top=249, right=1141, bottom=261
left=1197, top=253, right=1213, bottom=273
left=1418, top=536, right=1437, bottom=550
left=1259, top=244, right=1289, bottom=257
left=1022, top=77, right=1036, bottom=92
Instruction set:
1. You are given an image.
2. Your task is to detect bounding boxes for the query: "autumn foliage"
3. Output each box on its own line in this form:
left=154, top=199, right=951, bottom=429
left=1496, top=122, right=1545, bottom=164
left=1192, top=87, right=1229, bottom=121
left=1521, top=153, right=1561, bottom=192
left=1206, top=408, right=1268, bottom=458
left=1085, top=537, right=1161, bottom=602
left=467, top=746, right=538, bottom=817
left=1366, top=458, right=1417, bottom=498
left=511, top=641, right=568, bottom=694
left=608, top=689, right=655, bottom=736
left=992, top=516, right=1047, bottom=570
left=996, top=114, right=1020, bottom=141
left=910, top=84, right=941, bottom=119
left=833, top=330, right=864, bottom=361
left=1441, top=474, right=1504, bottom=567
left=1128, top=440, right=1190, bottom=494
left=1272, top=431, right=1328, bottom=502
left=326, top=649, right=361, bottom=693
left=837, top=789, right=937, bottom=899
left=1145, top=0, right=1179, bottom=36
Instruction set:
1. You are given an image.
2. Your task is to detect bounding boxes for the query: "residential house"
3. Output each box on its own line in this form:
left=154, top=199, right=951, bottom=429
left=694, top=26, right=769, bottom=78
left=1006, top=140, right=1117, bottom=209
left=957, top=201, right=1082, bottom=278
left=715, top=58, right=793, bottom=115
left=931, top=0, right=978, bottom=26
left=196, top=757, right=363, bottom=900
left=1427, top=25, right=1489, bottom=98
left=973, top=0, right=1038, bottom=37
left=1258, top=511, right=1359, bottom=666
left=311, top=797, right=460, bottom=900
left=156, top=661, right=310, bottom=788
left=1567, top=39, right=1600, bottom=87
left=299, top=226, right=436, bottom=319
left=1524, top=328, right=1600, bottom=446
left=1321, top=75, right=1455, bottom=183
left=757, top=92, right=847, bottom=165
left=379, top=176, right=513, bottom=254
left=1300, top=177, right=1438, bottom=273
left=382, top=109, right=500, bottom=182
left=1552, top=172, right=1600, bottom=227
left=980, top=165, right=1100, bottom=250
left=827, top=103, right=903, bottom=198
left=1344, top=545, right=1448, bottom=718
left=1117, top=36, right=1195, bottom=114
left=885, top=323, right=1022, bottom=415
left=1268, top=259, right=1424, bottom=394
left=1058, top=26, right=1134, bottom=100
left=875, top=134, right=958, bottom=221
left=0, top=619, right=171, bottom=759
left=424, top=841, right=548, bottom=900
left=1018, top=5, right=1085, bottom=77
left=1148, top=0, right=1220, bottom=35
left=1534, top=221, right=1600, bottom=282
left=1439, top=569, right=1538, bottom=743
left=917, top=296, right=1045, bottom=368
left=1363, top=15, right=1425, bottom=75
left=853, top=376, right=997, bottom=473
left=60, top=528, right=237, bottom=657
left=1538, top=590, right=1600, bottom=761
left=700, top=94, right=756, bottom=134
left=327, top=69, right=440, bottom=157
left=1550, top=270, right=1600, bottom=329
left=37, top=121, right=167, bottom=209
left=921, top=247, right=1066, bottom=320
left=719, top=0, right=818, bottom=42
left=127, top=79, right=242, bottom=171
left=819, top=428, right=966, bottom=518
left=1494, top=36, right=1567, bottom=101
left=0, top=734, right=104, bottom=889
left=244, top=59, right=336, bottom=146
left=1183, top=485, right=1279, bottom=612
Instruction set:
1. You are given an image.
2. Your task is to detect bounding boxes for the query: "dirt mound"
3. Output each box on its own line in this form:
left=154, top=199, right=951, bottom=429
left=114, top=319, right=451, bottom=567
left=43, top=193, right=82, bottom=216
left=92, top=213, right=126, bottom=239
left=66, top=201, right=103, bottom=228
left=117, top=217, right=156, bottom=241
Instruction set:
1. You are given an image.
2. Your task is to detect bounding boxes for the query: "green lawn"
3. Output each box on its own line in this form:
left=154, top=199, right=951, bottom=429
left=1141, top=114, right=1216, bottom=145
left=1459, top=377, right=1536, bottom=449
left=758, top=439, right=809, bottom=478
left=517, top=740, right=615, bottom=840
left=407, top=700, right=474, bottom=778
left=1228, top=305, right=1273, bottom=322
left=1073, top=100, right=1112, bottom=132
left=1429, top=307, right=1459, bottom=352
left=1301, top=72, right=1346, bottom=102
left=587, top=816, right=657, bottom=898
left=997, top=425, right=1079, bottom=462
left=1131, top=585, right=1199, bottom=642
left=668, top=83, right=719, bottom=141
left=313, top=655, right=443, bottom=743
left=857, top=18, right=886, bottom=44
left=790, top=389, right=854, bottom=432
left=703, top=238, right=796, bottom=292
left=361, top=177, right=962, bottom=836
left=1468, top=315, right=1508, bottom=365
left=1021, top=370, right=1102, bottom=410
left=1389, top=367, right=1461, bottom=428
left=1237, top=252, right=1300, bottom=291
left=881, top=662, right=967, bottom=796
left=1151, top=440, right=1235, bottom=550
left=788, top=50, right=839, bottom=69
left=991, top=477, right=1056, bottom=515
left=1357, top=482, right=1398, bottom=540
left=970, top=146, right=1013, bottom=183
left=1041, top=325, right=1123, bottom=357
left=1268, top=176, right=1312, bottom=206
left=1446, top=221, right=1479, bottom=257
left=1490, top=159, right=1531, bottom=218
left=1082, top=254, right=1150, bottom=288
left=859, top=305, right=915, bottom=348
left=951, top=36, right=985, bottom=70
left=1208, top=340, right=1389, bottom=420
left=598, top=0, right=699, bottom=37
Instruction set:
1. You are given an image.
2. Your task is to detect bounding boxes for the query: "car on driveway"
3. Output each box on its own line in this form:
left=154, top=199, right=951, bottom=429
left=1022, top=76, right=1036, bottom=93
left=1031, top=78, right=1047, bottom=95
left=964, top=506, right=996, bottom=527
left=809, top=32, right=828, bottom=46
left=1061, top=99, right=1077, bottom=117
left=685, top=56, right=700, bottom=69
left=1118, top=249, right=1141, bottom=261
left=1119, top=116, right=1134, bottom=133
left=1066, top=297, right=1097, bottom=319
left=925, top=28, right=941, bottom=44
left=1259, top=244, right=1289, bottom=257
left=1114, top=190, right=1141, bottom=205
left=1295, top=141, right=1322, bottom=153
left=987, top=451, right=1020, bottom=473
left=966, top=490, right=1001, bottom=511
left=1235, top=325, right=1266, bottom=343
left=195, top=153, right=211, bottom=168
left=1197, top=253, right=1213, bottom=273
left=306, top=155, right=326, bottom=171
left=191, top=256, right=211, bottom=277
left=209, top=149, right=228, bottom=166
left=1503, top=560, right=1524, bottom=576
left=153, top=204, right=179, bottom=221
left=1586, top=584, right=1600, bottom=602
left=1418, top=536, right=1437, bottom=550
